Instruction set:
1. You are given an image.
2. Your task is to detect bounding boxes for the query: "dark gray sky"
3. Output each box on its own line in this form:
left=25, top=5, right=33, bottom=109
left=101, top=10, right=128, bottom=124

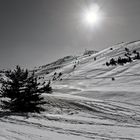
left=1, top=0, right=140, bottom=69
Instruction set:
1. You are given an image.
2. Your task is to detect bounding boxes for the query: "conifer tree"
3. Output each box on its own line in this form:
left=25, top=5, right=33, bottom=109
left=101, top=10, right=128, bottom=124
left=0, top=66, right=46, bottom=113
left=38, top=80, right=52, bottom=94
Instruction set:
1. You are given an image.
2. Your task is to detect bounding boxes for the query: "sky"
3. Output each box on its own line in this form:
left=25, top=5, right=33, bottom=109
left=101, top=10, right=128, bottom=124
left=1, top=0, right=140, bottom=69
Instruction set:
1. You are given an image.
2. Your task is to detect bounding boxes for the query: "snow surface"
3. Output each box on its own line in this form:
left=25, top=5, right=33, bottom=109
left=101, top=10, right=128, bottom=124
left=1, top=41, right=140, bottom=139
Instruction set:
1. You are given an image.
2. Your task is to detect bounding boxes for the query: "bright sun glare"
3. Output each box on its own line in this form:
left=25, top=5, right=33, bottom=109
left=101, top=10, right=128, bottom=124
left=83, top=4, right=102, bottom=26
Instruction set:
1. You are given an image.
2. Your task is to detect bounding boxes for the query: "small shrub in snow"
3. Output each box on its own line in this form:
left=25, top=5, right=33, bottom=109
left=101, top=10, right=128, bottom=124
left=133, top=50, right=137, bottom=54
left=73, top=65, right=76, bottom=70
left=112, top=77, right=115, bottom=81
left=134, top=52, right=140, bottom=60
left=125, top=47, right=130, bottom=52
left=106, top=62, right=110, bottom=66
left=58, top=72, right=62, bottom=78
left=54, top=72, right=57, bottom=75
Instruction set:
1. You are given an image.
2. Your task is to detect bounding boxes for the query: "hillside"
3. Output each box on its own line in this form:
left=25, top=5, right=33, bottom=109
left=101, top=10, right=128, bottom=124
left=1, top=41, right=140, bottom=139
left=37, top=41, right=140, bottom=101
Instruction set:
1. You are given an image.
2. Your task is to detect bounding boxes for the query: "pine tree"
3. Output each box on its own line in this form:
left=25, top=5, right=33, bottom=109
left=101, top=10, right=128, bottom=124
left=110, top=58, right=116, bottom=66
left=38, top=80, right=52, bottom=94
left=0, top=66, right=46, bottom=113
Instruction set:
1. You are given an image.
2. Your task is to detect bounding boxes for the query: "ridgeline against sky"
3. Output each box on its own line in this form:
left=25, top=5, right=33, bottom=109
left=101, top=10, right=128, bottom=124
left=0, top=0, right=140, bottom=69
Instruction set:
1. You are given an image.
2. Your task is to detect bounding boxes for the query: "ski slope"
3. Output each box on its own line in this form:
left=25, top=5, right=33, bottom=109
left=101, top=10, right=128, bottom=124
left=1, top=41, right=140, bottom=139
left=40, top=40, right=140, bottom=102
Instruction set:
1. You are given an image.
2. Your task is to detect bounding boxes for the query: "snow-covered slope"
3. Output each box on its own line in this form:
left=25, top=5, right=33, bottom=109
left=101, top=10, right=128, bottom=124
left=37, top=41, right=140, bottom=101
left=1, top=41, right=140, bottom=140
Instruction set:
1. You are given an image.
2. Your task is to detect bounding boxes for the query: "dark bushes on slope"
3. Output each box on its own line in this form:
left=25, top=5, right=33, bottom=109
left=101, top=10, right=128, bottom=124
left=106, top=49, right=140, bottom=67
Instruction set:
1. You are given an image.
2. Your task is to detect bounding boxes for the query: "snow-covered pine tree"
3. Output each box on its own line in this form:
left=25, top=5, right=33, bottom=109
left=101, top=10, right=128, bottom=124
left=38, top=80, right=52, bottom=94
left=0, top=66, right=46, bottom=113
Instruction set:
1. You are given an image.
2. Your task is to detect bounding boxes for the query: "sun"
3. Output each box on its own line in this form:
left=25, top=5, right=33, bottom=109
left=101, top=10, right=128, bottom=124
left=83, top=4, right=102, bottom=26
left=85, top=10, right=100, bottom=24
